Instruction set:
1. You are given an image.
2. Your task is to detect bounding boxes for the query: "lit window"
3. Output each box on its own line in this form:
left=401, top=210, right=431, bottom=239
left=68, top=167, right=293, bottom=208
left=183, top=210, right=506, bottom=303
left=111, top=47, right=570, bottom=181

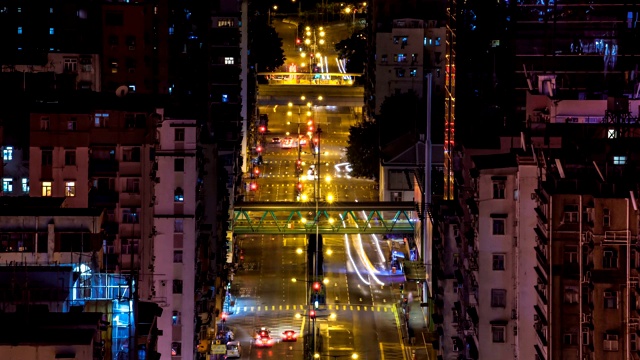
left=122, top=209, right=140, bottom=224
left=2, top=178, right=12, bottom=193
left=17, top=26, right=22, bottom=34
left=67, top=118, right=77, bottom=131
left=21, top=178, right=29, bottom=192
left=94, top=113, right=109, bottom=128
left=50, top=7, right=53, bottom=13
left=65, top=181, right=76, bottom=197
left=49, top=28, right=54, bottom=35
left=608, top=129, right=617, bottom=139
left=42, top=181, right=52, bottom=197
left=169, top=26, right=174, bottom=35
left=395, top=69, right=405, bottom=77
left=171, top=342, right=182, bottom=356
left=224, top=57, right=234, bottom=64
left=3, top=146, right=13, bottom=161
left=409, top=68, right=417, bottom=77
left=613, top=155, right=626, bottom=165
left=172, top=310, right=181, bottom=325
left=563, top=286, right=579, bottom=304
left=174, top=187, right=184, bottom=202
left=222, top=94, right=228, bottom=102
left=435, top=37, right=441, bottom=46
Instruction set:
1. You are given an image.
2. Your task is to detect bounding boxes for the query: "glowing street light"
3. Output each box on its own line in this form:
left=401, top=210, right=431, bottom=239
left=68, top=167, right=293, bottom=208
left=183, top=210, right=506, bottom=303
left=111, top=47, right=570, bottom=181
left=296, top=248, right=304, bottom=254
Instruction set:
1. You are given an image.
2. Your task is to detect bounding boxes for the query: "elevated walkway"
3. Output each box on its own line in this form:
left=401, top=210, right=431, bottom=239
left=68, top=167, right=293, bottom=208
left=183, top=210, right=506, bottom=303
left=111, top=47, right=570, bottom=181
left=231, top=201, right=416, bottom=235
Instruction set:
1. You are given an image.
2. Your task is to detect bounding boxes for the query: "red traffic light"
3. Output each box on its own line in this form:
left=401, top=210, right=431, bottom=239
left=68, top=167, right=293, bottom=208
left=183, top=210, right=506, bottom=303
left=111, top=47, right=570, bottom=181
left=297, top=182, right=303, bottom=191
left=250, top=182, right=258, bottom=191
left=296, top=38, right=301, bottom=44
left=309, top=310, right=316, bottom=319
left=256, top=146, right=263, bottom=153
left=254, top=167, right=260, bottom=174
left=308, top=126, right=314, bottom=132
left=313, top=138, right=319, bottom=144
left=259, top=126, right=266, bottom=133
left=307, top=120, right=313, bottom=126
left=313, top=282, right=321, bottom=291
left=221, top=313, right=228, bottom=322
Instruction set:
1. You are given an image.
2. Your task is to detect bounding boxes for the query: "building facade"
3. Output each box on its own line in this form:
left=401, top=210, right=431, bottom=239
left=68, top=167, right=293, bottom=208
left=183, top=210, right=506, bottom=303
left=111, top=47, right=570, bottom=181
left=152, top=116, right=197, bottom=360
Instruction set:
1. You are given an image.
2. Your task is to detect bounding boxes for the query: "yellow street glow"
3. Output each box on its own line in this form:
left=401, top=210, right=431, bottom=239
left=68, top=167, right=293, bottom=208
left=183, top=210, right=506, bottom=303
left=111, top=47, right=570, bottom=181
left=319, top=31, right=325, bottom=37
left=300, top=52, right=306, bottom=58
left=325, top=175, right=332, bottom=182
left=323, top=278, right=329, bottom=284
left=306, top=111, right=312, bottom=116
left=326, top=248, right=333, bottom=255
left=300, top=95, right=306, bottom=100
left=295, top=313, right=302, bottom=319
left=301, top=194, right=309, bottom=201
left=328, top=218, right=335, bottom=225
left=330, top=313, right=337, bottom=320
left=318, top=96, right=323, bottom=101
left=301, top=217, right=307, bottom=223
left=305, top=39, right=311, bottom=45
left=287, top=111, right=292, bottom=116
left=305, top=26, right=311, bottom=31
left=296, top=248, right=303, bottom=254
left=291, top=278, right=297, bottom=282
left=327, top=194, right=335, bottom=203
left=301, top=62, right=306, bottom=67
left=288, top=102, right=293, bottom=107
left=319, top=39, right=325, bottom=45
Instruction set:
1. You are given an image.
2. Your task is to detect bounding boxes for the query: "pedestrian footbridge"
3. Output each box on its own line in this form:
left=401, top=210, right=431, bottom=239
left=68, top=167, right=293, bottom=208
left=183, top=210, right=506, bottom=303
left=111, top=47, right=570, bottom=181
left=230, top=201, right=416, bottom=235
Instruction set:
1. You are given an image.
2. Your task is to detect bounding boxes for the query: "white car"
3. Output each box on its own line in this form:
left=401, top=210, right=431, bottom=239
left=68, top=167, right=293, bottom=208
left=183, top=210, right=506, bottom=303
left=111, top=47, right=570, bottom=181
left=226, top=341, right=241, bottom=358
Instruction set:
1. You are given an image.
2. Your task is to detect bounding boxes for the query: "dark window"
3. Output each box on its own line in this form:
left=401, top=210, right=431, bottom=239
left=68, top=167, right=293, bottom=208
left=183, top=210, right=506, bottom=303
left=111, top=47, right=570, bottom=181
left=65, top=151, right=76, bottom=166
left=174, top=250, right=183, bottom=263
left=491, top=289, right=507, bottom=307
left=175, top=128, right=185, bottom=141
left=105, top=11, right=124, bottom=26
left=42, top=150, right=53, bottom=166
left=492, top=219, right=505, bottom=235
left=492, top=326, right=505, bottom=343
left=493, top=182, right=505, bottom=199
left=603, top=250, right=618, bottom=269
left=492, top=254, right=505, bottom=270
left=174, top=158, right=184, bottom=172
left=173, top=280, right=183, bottom=294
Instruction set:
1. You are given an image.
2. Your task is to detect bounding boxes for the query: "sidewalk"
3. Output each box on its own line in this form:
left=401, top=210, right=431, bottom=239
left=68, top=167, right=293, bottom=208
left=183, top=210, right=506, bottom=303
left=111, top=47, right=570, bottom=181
left=393, top=281, right=436, bottom=360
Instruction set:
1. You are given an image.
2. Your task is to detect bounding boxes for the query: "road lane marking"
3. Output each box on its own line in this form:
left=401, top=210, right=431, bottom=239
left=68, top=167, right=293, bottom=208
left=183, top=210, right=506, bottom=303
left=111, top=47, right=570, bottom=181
left=379, top=343, right=385, bottom=360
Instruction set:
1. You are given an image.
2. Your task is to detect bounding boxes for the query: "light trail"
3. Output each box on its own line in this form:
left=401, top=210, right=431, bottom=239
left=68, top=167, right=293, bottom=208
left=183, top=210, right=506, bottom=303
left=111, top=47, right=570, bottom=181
left=344, top=234, right=370, bottom=285
left=356, top=234, right=385, bottom=285
left=371, top=234, right=387, bottom=264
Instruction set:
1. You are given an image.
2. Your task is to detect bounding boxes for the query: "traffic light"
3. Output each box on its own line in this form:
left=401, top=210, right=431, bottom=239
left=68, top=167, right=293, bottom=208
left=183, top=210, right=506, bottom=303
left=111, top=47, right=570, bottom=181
left=307, top=120, right=313, bottom=126
left=221, top=313, right=228, bottom=323
left=254, top=167, right=261, bottom=177
left=256, top=146, right=263, bottom=153
left=309, top=310, right=316, bottom=319
left=296, top=38, right=301, bottom=44
left=297, top=182, right=303, bottom=191
left=308, top=125, right=314, bottom=132
left=250, top=182, right=258, bottom=191
left=259, top=126, right=266, bottom=133
left=313, top=282, right=321, bottom=291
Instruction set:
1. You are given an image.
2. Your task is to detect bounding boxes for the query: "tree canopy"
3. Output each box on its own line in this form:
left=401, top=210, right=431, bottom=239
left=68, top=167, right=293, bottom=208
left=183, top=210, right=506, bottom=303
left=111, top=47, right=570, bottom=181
left=249, top=20, right=285, bottom=72
left=346, top=92, right=428, bottom=180
left=346, top=118, right=379, bottom=180
left=334, top=30, right=366, bottom=75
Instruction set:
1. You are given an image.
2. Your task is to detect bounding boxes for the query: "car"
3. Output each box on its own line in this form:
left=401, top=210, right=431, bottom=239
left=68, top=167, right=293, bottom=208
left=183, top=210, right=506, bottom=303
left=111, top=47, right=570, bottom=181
left=272, top=137, right=281, bottom=144
left=299, top=138, right=307, bottom=146
left=226, top=341, right=242, bottom=358
left=281, top=137, right=293, bottom=149
left=282, top=330, right=298, bottom=342
left=254, top=328, right=275, bottom=347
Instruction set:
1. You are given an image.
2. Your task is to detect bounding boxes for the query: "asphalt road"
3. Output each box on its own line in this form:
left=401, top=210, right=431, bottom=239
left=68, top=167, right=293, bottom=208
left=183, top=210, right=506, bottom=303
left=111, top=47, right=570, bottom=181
left=227, top=22, right=406, bottom=359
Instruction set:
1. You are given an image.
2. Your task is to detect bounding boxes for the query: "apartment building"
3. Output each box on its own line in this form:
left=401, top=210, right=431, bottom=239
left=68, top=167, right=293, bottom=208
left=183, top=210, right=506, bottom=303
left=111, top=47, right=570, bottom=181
left=373, top=18, right=446, bottom=114
left=152, top=117, right=197, bottom=360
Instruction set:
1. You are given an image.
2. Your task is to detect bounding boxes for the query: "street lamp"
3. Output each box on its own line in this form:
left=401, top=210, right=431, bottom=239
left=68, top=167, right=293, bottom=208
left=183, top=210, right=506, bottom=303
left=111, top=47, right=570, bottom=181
left=268, top=5, right=278, bottom=25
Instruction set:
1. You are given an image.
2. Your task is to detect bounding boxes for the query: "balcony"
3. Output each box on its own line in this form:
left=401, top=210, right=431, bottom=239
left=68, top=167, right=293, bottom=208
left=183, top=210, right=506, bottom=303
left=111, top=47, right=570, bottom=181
left=534, top=206, right=548, bottom=224
left=535, top=246, right=549, bottom=270
left=535, top=284, right=548, bottom=305
left=534, top=225, right=548, bottom=244
left=90, top=160, right=119, bottom=176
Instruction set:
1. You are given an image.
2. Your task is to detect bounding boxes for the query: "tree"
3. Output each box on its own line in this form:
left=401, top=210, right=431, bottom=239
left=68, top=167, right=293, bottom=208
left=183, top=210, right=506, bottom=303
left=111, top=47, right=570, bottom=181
left=346, top=118, right=379, bottom=180
left=377, top=92, right=426, bottom=146
left=249, top=19, right=285, bottom=72
left=334, top=30, right=366, bottom=74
